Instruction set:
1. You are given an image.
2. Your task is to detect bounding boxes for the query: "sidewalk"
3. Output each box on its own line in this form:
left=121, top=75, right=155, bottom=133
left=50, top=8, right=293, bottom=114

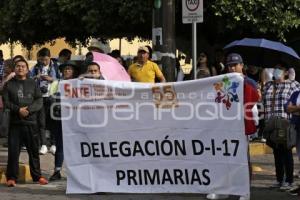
left=0, top=138, right=272, bottom=181
left=0, top=137, right=299, bottom=200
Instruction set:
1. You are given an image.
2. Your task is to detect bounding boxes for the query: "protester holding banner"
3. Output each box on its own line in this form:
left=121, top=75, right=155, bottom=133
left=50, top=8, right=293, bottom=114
left=263, top=63, right=299, bottom=191
left=3, top=59, right=48, bottom=187
left=49, top=61, right=79, bottom=181
left=79, top=62, right=105, bottom=80
left=207, top=53, right=260, bottom=200
left=128, top=46, right=166, bottom=83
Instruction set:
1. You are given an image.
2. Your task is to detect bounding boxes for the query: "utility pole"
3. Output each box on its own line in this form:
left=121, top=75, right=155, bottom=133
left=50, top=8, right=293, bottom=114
left=152, top=0, right=176, bottom=82
left=77, top=41, right=82, bottom=55
left=9, top=40, right=14, bottom=58
left=119, top=38, right=122, bottom=55
left=26, top=47, right=32, bottom=60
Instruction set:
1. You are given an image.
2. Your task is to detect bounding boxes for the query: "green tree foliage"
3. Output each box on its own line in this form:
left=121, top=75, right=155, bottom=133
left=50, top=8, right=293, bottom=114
left=211, top=0, right=300, bottom=41
left=0, top=0, right=299, bottom=48
left=0, top=0, right=63, bottom=47
left=0, top=0, right=153, bottom=48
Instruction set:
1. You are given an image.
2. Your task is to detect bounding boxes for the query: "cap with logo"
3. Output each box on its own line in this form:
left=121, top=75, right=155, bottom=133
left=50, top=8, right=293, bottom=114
left=226, top=53, right=243, bottom=66
left=138, top=46, right=149, bottom=53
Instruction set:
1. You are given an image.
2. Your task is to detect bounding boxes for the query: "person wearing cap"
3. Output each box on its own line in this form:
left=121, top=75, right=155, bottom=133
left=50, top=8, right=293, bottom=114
left=88, top=38, right=105, bottom=53
left=128, top=46, right=166, bottom=83
left=206, top=53, right=260, bottom=200
left=48, top=61, right=79, bottom=181
left=225, top=53, right=261, bottom=135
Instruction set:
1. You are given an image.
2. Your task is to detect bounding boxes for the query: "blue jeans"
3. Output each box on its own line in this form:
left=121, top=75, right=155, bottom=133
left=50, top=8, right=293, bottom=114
left=52, top=120, right=63, bottom=169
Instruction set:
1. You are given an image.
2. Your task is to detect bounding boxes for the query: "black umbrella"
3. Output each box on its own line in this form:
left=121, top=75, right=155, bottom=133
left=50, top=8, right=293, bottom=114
left=224, top=38, right=300, bottom=68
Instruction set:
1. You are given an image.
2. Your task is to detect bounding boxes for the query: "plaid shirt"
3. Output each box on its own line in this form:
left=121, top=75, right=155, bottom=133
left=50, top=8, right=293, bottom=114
left=264, top=80, right=300, bottom=119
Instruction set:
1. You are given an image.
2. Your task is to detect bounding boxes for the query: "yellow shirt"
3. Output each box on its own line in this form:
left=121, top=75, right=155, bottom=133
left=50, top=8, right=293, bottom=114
left=128, top=60, right=164, bottom=83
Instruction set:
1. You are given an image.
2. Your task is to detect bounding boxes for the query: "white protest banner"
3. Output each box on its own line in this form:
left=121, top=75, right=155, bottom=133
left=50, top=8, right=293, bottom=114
left=60, top=73, right=249, bottom=195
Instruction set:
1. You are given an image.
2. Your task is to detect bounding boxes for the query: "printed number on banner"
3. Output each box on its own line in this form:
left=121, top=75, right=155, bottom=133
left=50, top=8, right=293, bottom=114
left=152, top=85, right=178, bottom=108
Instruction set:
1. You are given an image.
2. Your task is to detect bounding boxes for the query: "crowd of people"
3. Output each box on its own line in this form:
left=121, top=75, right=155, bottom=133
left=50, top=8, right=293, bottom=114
left=0, top=43, right=299, bottom=199
left=0, top=43, right=167, bottom=186
left=0, top=45, right=109, bottom=186
left=177, top=51, right=300, bottom=199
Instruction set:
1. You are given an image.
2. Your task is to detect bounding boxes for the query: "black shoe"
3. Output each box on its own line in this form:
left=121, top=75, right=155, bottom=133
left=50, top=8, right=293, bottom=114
left=289, top=187, right=300, bottom=196
left=49, top=171, right=61, bottom=181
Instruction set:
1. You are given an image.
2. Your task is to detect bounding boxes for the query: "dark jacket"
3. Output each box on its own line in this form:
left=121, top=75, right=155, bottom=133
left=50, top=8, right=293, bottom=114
left=285, top=90, right=300, bottom=125
left=2, top=77, right=43, bottom=125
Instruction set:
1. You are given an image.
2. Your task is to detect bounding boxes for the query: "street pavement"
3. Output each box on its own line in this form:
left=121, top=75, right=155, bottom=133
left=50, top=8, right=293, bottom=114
left=0, top=139, right=299, bottom=200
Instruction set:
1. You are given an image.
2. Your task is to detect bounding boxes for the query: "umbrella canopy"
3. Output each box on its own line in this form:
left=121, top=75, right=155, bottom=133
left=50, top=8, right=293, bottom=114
left=92, top=52, right=131, bottom=81
left=224, top=38, right=300, bottom=68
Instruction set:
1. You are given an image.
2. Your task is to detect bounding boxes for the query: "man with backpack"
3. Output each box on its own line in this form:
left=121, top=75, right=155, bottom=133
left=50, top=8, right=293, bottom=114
left=31, top=48, right=58, bottom=155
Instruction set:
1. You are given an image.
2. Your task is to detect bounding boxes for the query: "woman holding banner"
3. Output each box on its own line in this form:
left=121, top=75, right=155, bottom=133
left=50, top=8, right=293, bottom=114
left=79, top=61, right=105, bottom=80
left=49, top=61, right=79, bottom=181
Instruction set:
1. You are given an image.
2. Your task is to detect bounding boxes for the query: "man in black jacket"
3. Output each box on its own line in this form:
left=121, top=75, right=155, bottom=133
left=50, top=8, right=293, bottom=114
left=2, top=59, right=48, bottom=187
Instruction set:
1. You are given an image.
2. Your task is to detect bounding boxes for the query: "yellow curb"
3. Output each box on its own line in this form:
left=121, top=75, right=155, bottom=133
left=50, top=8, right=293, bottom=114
left=0, top=166, right=6, bottom=184
left=0, top=164, right=32, bottom=184
left=249, top=143, right=296, bottom=156
left=252, top=164, right=263, bottom=172
left=249, top=142, right=272, bottom=156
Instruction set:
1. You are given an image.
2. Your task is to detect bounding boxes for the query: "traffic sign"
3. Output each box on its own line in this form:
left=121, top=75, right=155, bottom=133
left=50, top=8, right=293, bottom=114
left=182, top=0, right=203, bottom=24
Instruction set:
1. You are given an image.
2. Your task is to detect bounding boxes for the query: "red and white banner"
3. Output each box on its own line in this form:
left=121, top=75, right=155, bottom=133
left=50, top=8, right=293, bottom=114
left=60, top=73, right=249, bottom=196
